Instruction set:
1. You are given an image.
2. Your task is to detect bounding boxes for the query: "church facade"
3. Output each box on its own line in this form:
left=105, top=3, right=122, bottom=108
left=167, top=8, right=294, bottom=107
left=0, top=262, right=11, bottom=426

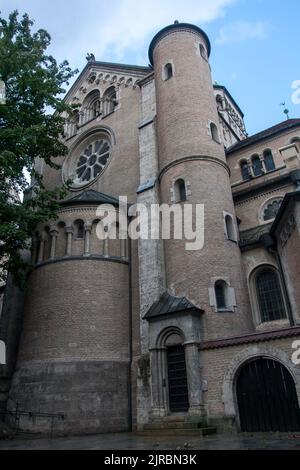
left=1, top=22, right=300, bottom=435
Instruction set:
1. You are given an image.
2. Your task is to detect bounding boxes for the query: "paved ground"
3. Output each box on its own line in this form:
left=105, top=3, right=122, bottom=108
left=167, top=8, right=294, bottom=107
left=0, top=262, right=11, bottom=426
left=0, top=432, right=300, bottom=450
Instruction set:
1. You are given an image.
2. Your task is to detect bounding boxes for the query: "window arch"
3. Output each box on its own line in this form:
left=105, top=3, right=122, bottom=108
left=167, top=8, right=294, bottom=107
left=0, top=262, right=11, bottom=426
left=263, top=149, right=275, bottom=172
left=174, top=179, right=187, bottom=202
left=163, top=63, right=173, bottom=81
left=240, top=160, right=250, bottom=181
left=74, top=219, right=85, bottom=239
left=102, top=86, right=117, bottom=116
left=262, top=198, right=282, bottom=222
left=290, top=137, right=300, bottom=152
left=252, top=155, right=263, bottom=177
left=255, top=268, right=286, bottom=323
left=82, top=89, right=100, bottom=124
left=210, top=122, right=220, bottom=143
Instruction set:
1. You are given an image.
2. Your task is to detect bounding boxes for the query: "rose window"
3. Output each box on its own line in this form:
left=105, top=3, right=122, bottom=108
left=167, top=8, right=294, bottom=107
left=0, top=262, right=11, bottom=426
left=75, top=139, right=111, bottom=184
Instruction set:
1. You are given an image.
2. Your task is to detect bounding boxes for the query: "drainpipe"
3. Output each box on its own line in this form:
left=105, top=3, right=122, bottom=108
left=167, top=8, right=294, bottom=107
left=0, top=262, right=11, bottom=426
left=127, top=219, right=133, bottom=432
left=261, top=234, right=295, bottom=327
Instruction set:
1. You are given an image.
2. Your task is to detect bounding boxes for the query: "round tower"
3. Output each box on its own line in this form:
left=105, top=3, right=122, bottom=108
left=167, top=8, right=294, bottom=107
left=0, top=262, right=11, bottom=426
left=150, top=23, right=253, bottom=339
left=8, top=199, right=131, bottom=434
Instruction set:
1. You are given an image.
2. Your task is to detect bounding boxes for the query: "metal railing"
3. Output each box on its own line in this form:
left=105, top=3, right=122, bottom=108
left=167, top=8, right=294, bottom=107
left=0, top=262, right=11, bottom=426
left=0, top=398, right=66, bottom=438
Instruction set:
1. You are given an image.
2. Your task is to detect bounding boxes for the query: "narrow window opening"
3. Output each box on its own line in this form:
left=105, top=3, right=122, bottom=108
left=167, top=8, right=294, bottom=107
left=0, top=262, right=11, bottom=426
left=210, top=122, right=220, bottom=143
left=225, top=214, right=236, bottom=241
left=252, top=155, right=263, bottom=177
left=174, top=179, right=187, bottom=202
left=264, top=150, right=275, bottom=172
left=164, top=63, right=173, bottom=80
left=241, top=160, right=250, bottom=181
left=215, top=281, right=227, bottom=310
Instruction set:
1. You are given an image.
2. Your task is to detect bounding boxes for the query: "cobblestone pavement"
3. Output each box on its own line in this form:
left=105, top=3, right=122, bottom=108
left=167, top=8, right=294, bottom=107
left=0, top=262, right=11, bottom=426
left=0, top=432, right=300, bottom=450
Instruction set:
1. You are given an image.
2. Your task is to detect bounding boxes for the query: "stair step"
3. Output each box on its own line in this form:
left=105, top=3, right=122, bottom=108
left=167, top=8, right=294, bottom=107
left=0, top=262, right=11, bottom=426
left=144, top=422, right=201, bottom=430
left=138, top=427, right=217, bottom=437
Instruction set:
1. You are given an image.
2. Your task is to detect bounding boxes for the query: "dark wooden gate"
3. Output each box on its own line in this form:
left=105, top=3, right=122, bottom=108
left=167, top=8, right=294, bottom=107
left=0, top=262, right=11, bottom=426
left=237, top=358, right=300, bottom=432
left=167, top=345, right=189, bottom=412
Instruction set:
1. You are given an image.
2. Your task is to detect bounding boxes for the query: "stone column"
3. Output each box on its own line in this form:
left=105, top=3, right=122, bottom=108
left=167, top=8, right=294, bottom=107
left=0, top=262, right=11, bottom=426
left=50, top=229, right=58, bottom=260
left=84, top=223, right=92, bottom=256
left=260, top=154, right=267, bottom=173
left=149, top=347, right=168, bottom=418
left=37, top=236, right=45, bottom=264
left=65, top=226, right=73, bottom=256
left=184, top=341, right=204, bottom=417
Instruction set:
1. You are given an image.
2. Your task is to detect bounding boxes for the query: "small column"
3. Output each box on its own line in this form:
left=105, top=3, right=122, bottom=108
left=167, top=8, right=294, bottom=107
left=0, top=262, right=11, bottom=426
left=184, top=342, right=204, bottom=417
left=120, top=239, right=127, bottom=259
left=149, top=348, right=168, bottom=418
left=248, top=160, right=254, bottom=178
left=65, top=226, right=73, bottom=256
left=84, top=223, right=92, bottom=256
left=50, top=228, right=58, bottom=260
left=260, top=154, right=267, bottom=173
left=103, top=226, right=109, bottom=257
left=37, top=236, right=45, bottom=264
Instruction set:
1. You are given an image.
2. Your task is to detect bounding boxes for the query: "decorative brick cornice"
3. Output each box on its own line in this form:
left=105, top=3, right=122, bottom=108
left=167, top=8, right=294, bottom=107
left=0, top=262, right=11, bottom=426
left=200, top=327, right=300, bottom=351
left=159, top=155, right=230, bottom=181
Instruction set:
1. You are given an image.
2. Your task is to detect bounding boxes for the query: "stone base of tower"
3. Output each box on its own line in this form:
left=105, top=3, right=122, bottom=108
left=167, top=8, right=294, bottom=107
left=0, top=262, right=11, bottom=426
left=7, top=360, right=130, bottom=435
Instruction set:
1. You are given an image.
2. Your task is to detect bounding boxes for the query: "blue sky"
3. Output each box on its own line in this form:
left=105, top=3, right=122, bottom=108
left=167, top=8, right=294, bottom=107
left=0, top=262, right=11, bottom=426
left=1, top=0, right=299, bottom=135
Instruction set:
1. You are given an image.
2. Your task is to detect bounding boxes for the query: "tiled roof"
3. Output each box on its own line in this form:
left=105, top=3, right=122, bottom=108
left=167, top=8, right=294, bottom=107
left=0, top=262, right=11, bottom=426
left=226, top=119, right=300, bottom=154
left=239, top=223, right=272, bottom=248
left=61, top=189, right=120, bottom=206
left=144, top=292, right=202, bottom=320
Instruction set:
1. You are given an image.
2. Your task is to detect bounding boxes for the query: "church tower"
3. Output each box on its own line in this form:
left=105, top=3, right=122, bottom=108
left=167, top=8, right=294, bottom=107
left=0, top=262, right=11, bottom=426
left=141, top=23, right=253, bottom=423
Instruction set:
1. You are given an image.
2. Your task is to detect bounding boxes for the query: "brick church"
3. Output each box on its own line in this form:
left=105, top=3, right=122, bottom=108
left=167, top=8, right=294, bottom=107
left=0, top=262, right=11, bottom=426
left=1, top=22, right=300, bottom=435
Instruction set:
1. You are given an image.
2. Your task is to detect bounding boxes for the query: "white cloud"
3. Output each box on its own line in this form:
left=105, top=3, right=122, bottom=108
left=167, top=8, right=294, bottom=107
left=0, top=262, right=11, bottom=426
left=1, top=0, right=237, bottom=67
left=215, top=20, right=269, bottom=45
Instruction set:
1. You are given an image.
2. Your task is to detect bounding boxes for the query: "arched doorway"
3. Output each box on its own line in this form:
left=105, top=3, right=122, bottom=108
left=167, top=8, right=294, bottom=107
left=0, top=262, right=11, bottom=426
left=167, top=344, right=189, bottom=412
left=236, top=358, right=300, bottom=432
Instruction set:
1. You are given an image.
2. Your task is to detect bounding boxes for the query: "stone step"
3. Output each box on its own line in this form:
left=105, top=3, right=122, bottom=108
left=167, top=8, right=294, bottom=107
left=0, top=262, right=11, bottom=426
left=144, top=422, right=201, bottom=430
left=137, top=427, right=217, bottom=437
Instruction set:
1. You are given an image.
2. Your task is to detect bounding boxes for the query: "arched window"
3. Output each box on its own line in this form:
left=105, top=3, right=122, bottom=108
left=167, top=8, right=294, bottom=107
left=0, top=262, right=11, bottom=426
left=215, top=281, right=227, bottom=310
left=210, top=122, right=220, bottom=143
left=74, top=220, right=85, bottom=239
left=225, top=214, right=237, bottom=242
left=240, top=160, right=250, bottom=181
left=264, top=150, right=275, bottom=172
left=262, top=199, right=282, bottom=222
left=256, top=269, right=286, bottom=323
left=82, top=89, right=100, bottom=124
left=102, top=86, right=117, bottom=116
left=163, top=63, right=173, bottom=80
left=200, top=44, right=207, bottom=60
left=252, top=155, right=263, bottom=177
left=91, top=99, right=101, bottom=118
left=174, top=179, right=187, bottom=202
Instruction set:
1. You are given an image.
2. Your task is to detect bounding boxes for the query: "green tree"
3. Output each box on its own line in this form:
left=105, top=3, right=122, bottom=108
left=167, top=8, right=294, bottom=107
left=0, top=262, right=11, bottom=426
left=0, top=10, right=78, bottom=286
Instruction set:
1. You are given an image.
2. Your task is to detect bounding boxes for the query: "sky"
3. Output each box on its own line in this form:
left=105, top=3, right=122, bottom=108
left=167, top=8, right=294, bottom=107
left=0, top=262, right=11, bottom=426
left=0, top=0, right=299, bottom=135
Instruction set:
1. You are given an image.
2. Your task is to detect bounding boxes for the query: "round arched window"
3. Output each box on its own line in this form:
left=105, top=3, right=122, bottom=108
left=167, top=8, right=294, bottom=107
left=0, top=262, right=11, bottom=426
left=62, top=132, right=112, bottom=189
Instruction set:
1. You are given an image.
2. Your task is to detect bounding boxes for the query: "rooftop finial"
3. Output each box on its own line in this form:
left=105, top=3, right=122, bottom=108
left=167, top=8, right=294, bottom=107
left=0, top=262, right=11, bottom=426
left=280, top=102, right=290, bottom=120
left=174, top=20, right=179, bottom=24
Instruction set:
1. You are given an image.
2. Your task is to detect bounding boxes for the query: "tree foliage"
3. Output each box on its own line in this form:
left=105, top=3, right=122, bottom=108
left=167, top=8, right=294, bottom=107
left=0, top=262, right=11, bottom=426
left=0, top=10, right=78, bottom=286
